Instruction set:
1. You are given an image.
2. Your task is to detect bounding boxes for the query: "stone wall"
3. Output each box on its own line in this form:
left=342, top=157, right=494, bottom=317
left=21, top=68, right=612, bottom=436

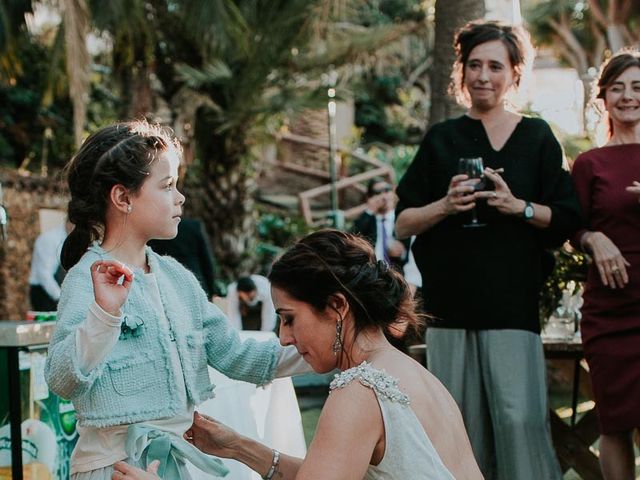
left=0, top=172, right=67, bottom=320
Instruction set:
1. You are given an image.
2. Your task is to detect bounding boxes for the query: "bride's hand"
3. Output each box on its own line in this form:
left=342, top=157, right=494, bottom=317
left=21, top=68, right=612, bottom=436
left=184, top=411, right=243, bottom=458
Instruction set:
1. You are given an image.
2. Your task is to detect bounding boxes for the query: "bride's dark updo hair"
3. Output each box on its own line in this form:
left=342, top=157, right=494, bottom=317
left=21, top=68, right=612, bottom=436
left=269, top=229, right=421, bottom=339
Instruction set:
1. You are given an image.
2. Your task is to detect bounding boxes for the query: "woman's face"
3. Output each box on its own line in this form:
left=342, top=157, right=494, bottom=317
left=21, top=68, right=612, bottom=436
left=464, top=39, right=516, bottom=111
left=272, top=286, right=340, bottom=374
left=604, top=65, right=640, bottom=128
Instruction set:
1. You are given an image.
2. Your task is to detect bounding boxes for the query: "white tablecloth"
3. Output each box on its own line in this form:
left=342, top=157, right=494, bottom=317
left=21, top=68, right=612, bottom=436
left=188, top=331, right=307, bottom=480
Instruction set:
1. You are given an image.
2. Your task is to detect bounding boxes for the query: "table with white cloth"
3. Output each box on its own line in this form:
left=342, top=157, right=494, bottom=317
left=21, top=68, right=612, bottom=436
left=187, top=331, right=307, bottom=480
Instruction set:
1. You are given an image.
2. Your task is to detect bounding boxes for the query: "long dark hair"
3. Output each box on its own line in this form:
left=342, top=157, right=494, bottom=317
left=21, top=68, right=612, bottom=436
left=449, top=19, right=533, bottom=106
left=268, top=229, right=421, bottom=341
left=594, top=49, right=640, bottom=137
left=61, top=120, right=182, bottom=270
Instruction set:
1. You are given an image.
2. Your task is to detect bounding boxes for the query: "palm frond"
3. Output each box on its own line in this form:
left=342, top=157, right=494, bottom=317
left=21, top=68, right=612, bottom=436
left=295, top=21, right=423, bottom=71
left=174, top=61, right=233, bottom=89
left=180, top=0, right=249, bottom=58
left=89, top=0, right=155, bottom=68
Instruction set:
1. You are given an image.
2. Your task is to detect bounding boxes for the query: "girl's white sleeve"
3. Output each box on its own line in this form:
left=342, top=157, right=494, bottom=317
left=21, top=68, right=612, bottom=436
left=76, top=302, right=122, bottom=375
left=275, top=345, right=314, bottom=377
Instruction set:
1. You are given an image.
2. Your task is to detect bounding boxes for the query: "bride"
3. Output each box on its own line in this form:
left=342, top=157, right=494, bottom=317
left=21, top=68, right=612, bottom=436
left=114, top=230, right=482, bottom=480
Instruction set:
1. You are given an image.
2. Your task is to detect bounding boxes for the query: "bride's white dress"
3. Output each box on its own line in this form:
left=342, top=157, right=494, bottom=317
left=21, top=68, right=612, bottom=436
left=330, top=362, right=455, bottom=480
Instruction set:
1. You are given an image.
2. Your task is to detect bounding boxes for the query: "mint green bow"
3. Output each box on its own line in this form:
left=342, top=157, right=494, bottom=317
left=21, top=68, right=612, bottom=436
left=120, top=314, right=145, bottom=339
left=126, top=424, right=229, bottom=478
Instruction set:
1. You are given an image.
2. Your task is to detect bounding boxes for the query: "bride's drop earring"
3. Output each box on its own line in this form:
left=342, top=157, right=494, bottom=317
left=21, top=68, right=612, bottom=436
left=332, top=316, right=343, bottom=355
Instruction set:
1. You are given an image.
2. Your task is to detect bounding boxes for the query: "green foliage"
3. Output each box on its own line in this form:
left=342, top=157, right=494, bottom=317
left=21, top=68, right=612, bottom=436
left=349, top=0, right=431, bottom=145
left=526, top=1, right=594, bottom=52
left=0, top=34, right=74, bottom=171
left=255, top=212, right=313, bottom=274
left=257, top=212, right=313, bottom=249
left=355, top=72, right=427, bottom=145
left=0, top=29, right=121, bottom=171
left=364, top=143, right=418, bottom=179
left=352, top=0, right=426, bottom=26
left=540, top=246, right=588, bottom=324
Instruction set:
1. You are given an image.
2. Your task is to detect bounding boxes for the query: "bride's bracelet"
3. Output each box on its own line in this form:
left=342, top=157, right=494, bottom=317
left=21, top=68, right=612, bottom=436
left=263, top=449, right=280, bottom=480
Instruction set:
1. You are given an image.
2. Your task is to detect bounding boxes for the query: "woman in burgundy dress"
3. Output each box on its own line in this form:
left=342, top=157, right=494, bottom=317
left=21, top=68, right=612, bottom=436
left=571, top=50, right=640, bottom=480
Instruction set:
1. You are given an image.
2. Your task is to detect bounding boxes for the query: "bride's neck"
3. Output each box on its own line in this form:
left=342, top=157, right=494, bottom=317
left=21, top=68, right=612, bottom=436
left=341, top=330, right=396, bottom=369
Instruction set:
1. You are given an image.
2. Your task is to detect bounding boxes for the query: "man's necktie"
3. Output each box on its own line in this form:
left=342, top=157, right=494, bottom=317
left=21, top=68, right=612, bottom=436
left=381, top=218, right=390, bottom=264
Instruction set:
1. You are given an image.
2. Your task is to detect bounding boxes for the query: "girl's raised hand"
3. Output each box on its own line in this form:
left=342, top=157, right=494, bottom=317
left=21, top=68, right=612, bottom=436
left=90, top=260, right=134, bottom=316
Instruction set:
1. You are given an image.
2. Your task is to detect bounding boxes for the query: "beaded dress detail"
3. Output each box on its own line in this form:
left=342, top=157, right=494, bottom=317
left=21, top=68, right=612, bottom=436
left=330, top=361, right=455, bottom=480
left=330, top=361, right=410, bottom=405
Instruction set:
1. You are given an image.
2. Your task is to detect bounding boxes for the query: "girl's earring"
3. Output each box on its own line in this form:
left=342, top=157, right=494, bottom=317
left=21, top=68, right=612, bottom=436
left=127, top=205, right=132, bottom=214
left=332, top=316, right=343, bottom=355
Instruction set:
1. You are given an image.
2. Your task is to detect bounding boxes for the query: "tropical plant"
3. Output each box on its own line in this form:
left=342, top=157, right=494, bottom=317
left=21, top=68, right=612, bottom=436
left=0, top=27, right=76, bottom=171
left=335, top=0, right=432, bottom=145
left=142, top=0, right=426, bottom=278
left=539, top=246, right=588, bottom=323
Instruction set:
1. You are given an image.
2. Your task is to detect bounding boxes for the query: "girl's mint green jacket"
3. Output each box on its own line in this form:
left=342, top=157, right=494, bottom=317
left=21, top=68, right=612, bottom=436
left=44, top=245, right=282, bottom=428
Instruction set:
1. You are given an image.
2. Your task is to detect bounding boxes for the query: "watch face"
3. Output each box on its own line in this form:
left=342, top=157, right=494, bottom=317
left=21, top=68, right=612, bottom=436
left=524, top=205, right=534, bottom=219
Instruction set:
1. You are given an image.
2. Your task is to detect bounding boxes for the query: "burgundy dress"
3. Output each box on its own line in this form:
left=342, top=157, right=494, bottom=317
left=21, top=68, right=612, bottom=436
left=572, top=144, right=640, bottom=434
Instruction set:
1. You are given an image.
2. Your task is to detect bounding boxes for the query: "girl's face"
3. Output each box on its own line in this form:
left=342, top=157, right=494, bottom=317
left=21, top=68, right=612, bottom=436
left=604, top=66, right=640, bottom=128
left=464, top=40, right=516, bottom=111
left=272, top=286, right=340, bottom=374
left=129, top=149, right=185, bottom=242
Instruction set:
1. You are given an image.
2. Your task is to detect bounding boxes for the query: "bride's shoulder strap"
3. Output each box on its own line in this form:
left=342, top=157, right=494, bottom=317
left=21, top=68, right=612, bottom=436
left=329, top=361, right=410, bottom=405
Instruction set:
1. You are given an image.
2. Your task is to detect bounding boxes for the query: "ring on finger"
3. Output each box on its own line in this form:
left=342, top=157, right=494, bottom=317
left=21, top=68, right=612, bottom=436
left=492, top=192, right=498, bottom=198
left=612, top=266, right=620, bottom=273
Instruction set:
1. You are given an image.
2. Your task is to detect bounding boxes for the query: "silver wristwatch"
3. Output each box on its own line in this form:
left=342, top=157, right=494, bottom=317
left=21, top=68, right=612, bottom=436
left=523, top=201, right=534, bottom=220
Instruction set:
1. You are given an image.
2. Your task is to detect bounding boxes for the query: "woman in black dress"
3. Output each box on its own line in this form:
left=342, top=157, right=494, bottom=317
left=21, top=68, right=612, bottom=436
left=395, top=20, right=581, bottom=480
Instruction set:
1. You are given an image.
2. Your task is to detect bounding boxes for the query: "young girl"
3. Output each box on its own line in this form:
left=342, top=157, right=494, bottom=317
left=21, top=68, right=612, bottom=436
left=44, top=120, right=307, bottom=479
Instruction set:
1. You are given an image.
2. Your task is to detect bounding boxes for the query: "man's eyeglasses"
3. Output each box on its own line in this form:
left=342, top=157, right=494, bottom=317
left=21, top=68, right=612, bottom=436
left=372, top=186, right=393, bottom=195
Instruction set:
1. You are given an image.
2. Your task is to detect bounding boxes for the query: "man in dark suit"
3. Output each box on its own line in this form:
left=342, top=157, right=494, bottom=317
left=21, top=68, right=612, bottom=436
left=351, top=178, right=410, bottom=272
left=149, top=217, right=222, bottom=298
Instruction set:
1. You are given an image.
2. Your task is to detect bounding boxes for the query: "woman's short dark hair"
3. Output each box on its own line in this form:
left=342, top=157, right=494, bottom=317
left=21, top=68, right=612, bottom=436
left=593, top=49, right=640, bottom=137
left=449, top=20, right=533, bottom=106
left=237, top=276, right=257, bottom=293
left=268, top=229, right=421, bottom=341
left=61, top=120, right=182, bottom=270
left=366, top=177, right=392, bottom=198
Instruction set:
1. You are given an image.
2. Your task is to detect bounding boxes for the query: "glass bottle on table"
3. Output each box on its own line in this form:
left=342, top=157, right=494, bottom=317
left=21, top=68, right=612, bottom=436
left=458, top=157, right=486, bottom=228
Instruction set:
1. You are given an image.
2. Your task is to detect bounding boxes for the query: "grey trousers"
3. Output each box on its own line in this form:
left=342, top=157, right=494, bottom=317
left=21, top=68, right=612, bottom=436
left=426, top=328, right=562, bottom=480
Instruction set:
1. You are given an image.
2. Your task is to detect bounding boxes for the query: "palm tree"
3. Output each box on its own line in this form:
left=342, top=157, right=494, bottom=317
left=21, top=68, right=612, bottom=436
left=147, top=0, right=424, bottom=278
